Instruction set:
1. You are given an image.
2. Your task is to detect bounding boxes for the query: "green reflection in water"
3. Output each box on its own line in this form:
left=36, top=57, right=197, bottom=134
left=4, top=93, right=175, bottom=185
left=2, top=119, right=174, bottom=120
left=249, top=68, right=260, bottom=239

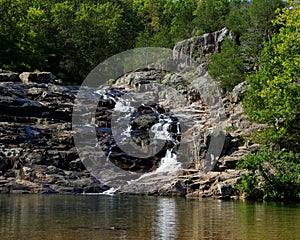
left=0, top=195, right=299, bottom=240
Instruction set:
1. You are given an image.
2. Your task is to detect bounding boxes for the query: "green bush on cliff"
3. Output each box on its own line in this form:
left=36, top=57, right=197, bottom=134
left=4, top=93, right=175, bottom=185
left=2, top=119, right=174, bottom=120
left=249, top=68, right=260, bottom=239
left=237, top=149, right=300, bottom=201
left=208, top=38, right=245, bottom=91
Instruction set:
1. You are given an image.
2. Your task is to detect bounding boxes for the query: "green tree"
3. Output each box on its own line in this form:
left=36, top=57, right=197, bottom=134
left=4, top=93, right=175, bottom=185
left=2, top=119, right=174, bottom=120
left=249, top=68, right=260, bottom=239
left=0, top=0, right=52, bottom=71
left=239, top=0, right=285, bottom=71
left=243, top=0, right=300, bottom=151
left=193, top=0, right=230, bottom=35
left=133, top=0, right=170, bottom=47
left=164, top=0, right=197, bottom=43
left=209, top=0, right=285, bottom=91
left=50, top=1, right=133, bottom=83
left=209, top=38, right=245, bottom=91
left=0, top=0, right=140, bottom=83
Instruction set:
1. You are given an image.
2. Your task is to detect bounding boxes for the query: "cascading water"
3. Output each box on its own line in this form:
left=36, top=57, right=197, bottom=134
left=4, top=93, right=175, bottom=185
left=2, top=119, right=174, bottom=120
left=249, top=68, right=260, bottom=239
left=126, top=150, right=181, bottom=184
left=154, top=151, right=181, bottom=174
left=91, top=88, right=183, bottom=189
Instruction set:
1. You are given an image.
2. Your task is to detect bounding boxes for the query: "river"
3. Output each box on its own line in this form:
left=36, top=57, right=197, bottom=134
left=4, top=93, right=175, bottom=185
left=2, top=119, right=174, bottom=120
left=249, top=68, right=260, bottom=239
left=0, top=194, right=299, bottom=240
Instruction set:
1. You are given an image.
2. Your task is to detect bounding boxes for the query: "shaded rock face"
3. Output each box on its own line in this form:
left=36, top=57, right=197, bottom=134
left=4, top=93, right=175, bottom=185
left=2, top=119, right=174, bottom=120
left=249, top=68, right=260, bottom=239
left=0, top=72, right=21, bottom=82
left=0, top=82, right=94, bottom=193
left=0, top=70, right=58, bottom=84
left=173, top=27, right=230, bottom=74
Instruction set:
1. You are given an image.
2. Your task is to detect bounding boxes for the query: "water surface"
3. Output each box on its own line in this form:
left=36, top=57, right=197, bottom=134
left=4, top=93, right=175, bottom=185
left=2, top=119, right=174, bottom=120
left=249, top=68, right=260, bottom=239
left=0, top=194, right=299, bottom=240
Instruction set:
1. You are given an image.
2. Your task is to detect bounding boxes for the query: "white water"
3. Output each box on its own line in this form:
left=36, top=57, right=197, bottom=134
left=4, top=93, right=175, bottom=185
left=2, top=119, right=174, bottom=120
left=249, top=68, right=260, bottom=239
left=150, top=120, right=173, bottom=141
left=82, top=187, right=120, bottom=196
left=114, top=99, right=135, bottom=113
left=154, top=156, right=181, bottom=174
left=127, top=150, right=182, bottom=184
left=100, top=187, right=120, bottom=195
left=92, top=89, right=182, bottom=189
left=153, top=149, right=182, bottom=174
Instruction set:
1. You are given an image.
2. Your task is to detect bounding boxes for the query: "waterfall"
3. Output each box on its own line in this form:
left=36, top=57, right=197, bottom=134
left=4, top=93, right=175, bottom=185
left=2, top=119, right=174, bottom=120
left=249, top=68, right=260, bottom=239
left=127, top=149, right=181, bottom=185
left=154, top=151, right=182, bottom=174
left=150, top=119, right=174, bottom=141
left=100, top=187, right=120, bottom=195
left=176, top=122, right=181, bottom=135
left=82, top=186, right=120, bottom=195
left=92, top=89, right=183, bottom=188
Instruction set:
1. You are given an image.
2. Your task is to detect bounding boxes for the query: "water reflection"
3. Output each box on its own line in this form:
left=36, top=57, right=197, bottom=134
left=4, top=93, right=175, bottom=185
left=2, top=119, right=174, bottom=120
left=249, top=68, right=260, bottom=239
left=154, top=198, right=177, bottom=240
left=0, top=195, right=299, bottom=240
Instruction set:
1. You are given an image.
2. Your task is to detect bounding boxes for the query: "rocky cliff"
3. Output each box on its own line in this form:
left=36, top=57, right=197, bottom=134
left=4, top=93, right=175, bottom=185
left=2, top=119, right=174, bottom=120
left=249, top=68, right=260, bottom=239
left=0, top=29, right=265, bottom=198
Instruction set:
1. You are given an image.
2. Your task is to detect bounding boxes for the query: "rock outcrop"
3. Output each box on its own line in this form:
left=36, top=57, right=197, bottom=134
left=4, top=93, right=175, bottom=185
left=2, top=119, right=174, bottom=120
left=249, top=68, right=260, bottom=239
left=0, top=81, right=103, bottom=194
left=173, top=27, right=230, bottom=75
left=0, top=70, right=20, bottom=82
left=0, top=70, right=56, bottom=84
left=0, top=28, right=264, bottom=198
left=19, top=72, right=55, bottom=84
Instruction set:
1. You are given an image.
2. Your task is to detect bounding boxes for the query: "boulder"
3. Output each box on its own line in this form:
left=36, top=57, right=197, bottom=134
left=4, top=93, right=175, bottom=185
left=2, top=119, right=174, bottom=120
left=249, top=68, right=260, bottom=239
left=0, top=72, right=21, bottom=82
left=115, top=69, right=165, bottom=87
left=19, top=72, right=55, bottom=84
left=229, top=81, right=249, bottom=103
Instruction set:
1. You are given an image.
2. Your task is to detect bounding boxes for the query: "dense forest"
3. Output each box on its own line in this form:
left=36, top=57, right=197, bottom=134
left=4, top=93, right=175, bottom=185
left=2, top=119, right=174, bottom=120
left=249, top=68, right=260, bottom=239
left=0, top=0, right=299, bottom=201
left=0, top=0, right=286, bottom=84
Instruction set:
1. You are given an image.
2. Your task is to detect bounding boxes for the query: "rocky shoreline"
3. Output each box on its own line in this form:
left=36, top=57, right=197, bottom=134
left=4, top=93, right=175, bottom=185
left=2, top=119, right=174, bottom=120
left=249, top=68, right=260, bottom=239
left=0, top=29, right=265, bottom=198
left=0, top=74, right=263, bottom=198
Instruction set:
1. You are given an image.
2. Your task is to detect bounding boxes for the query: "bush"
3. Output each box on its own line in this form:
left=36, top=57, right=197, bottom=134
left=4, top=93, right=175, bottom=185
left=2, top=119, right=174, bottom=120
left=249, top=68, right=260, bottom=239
left=208, top=38, right=245, bottom=91
left=237, top=148, right=300, bottom=202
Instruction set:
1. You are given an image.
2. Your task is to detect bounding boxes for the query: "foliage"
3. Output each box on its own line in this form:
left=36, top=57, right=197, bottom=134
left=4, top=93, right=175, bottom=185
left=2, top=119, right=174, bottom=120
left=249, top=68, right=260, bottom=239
left=0, top=0, right=52, bottom=71
left=209, top=38, right=245, bottom=91
left=209, top=0, right=285, bottom=91
left=133, top=0, right=169, bottom=47
left=164, top=0, right=197, bottom=43
left=243, top=0, right=300, bottom=151
left=238, top=0, right=300, bottom=202
left=193, top=0, right=230, bottom=35
left=0, top=0, right=290, bottom=86
left=0, top=0, right=138, bottom=83
left=237, top=149, right=300, bottom=202
left=51, top=1, right=128, bottom=81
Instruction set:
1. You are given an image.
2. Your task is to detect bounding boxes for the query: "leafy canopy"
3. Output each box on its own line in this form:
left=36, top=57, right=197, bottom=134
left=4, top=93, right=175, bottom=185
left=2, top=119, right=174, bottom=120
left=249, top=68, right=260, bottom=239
left=243, top=0, right=300, bottom=151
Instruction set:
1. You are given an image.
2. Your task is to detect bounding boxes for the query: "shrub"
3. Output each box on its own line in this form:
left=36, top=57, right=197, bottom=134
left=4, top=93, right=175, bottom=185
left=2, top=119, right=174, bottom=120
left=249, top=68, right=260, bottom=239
left=237, top=148, right=300, bottom=202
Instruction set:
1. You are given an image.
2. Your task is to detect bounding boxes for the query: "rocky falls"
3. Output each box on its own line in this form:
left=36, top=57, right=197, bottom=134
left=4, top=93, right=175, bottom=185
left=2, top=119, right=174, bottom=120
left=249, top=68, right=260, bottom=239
left=0, top=28, right=265, bottom=198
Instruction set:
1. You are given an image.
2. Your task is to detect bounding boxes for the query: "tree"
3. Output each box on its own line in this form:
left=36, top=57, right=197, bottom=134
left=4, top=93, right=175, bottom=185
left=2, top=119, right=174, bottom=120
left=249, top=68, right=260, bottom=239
left=0, top=0, right=140, bottom=83
left=164, top=0, right=197, bottom=43
left=193, top=0, right=230, bottom=35
left=133, top=0, right=170, bottom=47
left=237, top=148, right=300, bottom=201
left=49, top=1, right=134, bottom=83
left=239, top=0, right=285, bottom=70
left=209, top=38, right=245, bottom=91
left=243, top=0, right=300, bottom=151
left=208, top=0, right=285, bottom=91
left=0, top=0, right=52, bottom=71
